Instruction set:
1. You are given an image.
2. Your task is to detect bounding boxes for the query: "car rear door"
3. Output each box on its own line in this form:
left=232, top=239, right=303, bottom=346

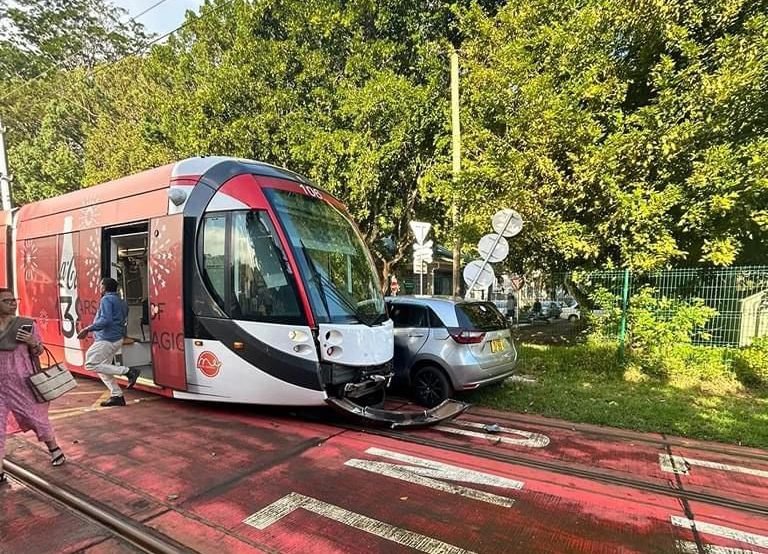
left=389, top=302, right=430, bottom=373
left=456, top=302, right=516, bottom=371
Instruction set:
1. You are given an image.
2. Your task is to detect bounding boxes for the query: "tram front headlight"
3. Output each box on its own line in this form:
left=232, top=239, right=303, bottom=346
left=289, top=330, right=309, bottom=342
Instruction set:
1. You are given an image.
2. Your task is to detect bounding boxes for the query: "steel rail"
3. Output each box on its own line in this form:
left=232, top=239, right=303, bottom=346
left=462, top=406, right=768, bottom=462
left=313, top=415, right=768, bottom=518
left=3, top=459, right=194, bottom=554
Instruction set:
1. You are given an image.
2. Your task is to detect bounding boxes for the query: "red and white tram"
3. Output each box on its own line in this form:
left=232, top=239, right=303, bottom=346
left=0, top=157, right=465, bottom=426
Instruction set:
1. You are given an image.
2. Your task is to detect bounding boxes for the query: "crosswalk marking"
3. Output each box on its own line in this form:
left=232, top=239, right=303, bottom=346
left=244, top=492, right=475, bottom=554
left=672, top=516, right=768, bottom=549
left=660, top=453, right=768, bottom=479
left=434, top=421, right=550, bottom=448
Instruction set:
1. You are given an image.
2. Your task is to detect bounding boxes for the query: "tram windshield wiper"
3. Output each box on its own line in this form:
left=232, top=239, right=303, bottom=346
left=299, top=241, right=332, bottom=320
left=299, top=242, right=379, bottom=327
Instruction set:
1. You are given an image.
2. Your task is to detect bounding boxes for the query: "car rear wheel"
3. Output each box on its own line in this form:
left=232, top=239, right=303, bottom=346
left=412, top=365, right=452, bottom=408
left=568, top=314, right=578, bottom=322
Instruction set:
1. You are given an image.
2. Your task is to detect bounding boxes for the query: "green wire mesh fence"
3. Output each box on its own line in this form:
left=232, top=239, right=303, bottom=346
left=496, top=266, right=768, bottom=354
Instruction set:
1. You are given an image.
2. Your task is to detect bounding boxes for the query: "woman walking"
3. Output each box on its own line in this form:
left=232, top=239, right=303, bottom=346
left=0, top=288, right=65, bottom=485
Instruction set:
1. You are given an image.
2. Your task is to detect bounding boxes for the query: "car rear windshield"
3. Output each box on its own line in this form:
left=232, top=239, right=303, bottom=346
left=455, top=302, right=508, bottom=330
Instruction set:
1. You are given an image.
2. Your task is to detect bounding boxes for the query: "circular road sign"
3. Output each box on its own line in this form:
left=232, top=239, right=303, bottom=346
left=477, top=233, right=509, bottom=263
left=492, top=209, right=523, bottom=237
left=463, top=260, right=496, bottom=291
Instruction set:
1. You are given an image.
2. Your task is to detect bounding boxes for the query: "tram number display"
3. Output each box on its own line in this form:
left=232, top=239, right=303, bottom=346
left=299, top=184, right=324, bottom=200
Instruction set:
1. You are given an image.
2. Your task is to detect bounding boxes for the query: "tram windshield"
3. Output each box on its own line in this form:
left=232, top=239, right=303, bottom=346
left=265, top=188, right=386, bottom=326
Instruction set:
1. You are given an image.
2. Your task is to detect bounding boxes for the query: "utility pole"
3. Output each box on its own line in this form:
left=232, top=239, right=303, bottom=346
left=0, top=118, right=11, bottom=211
left=450, top=49, right=461, bottom=296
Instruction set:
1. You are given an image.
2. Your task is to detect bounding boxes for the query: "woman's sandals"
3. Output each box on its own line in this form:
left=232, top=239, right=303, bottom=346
left=49, top=447, right=66, bottom=466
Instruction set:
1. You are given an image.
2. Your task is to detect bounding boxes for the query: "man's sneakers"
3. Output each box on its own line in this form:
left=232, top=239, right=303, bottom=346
left=100, top=395, right=126, bottom=407
left=125, top=367, right=141, bottom=389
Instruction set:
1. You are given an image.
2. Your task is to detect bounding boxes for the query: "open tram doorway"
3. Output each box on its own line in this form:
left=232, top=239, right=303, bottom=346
left=103, top=223, right=154, bottom=386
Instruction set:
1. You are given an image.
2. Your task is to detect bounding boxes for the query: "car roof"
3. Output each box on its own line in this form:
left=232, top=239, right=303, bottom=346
left=385, top=295, right=497, bottom=326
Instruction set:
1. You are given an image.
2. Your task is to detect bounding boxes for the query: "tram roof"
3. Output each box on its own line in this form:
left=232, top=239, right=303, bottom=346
left=15, top=157, right=313, bottom=223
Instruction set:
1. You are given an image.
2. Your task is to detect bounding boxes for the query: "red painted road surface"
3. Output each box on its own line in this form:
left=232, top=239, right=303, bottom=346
left=2, top=378, right=767, bottom=554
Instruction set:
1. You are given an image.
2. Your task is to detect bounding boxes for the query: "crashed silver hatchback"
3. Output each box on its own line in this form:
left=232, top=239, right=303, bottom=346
left=385, top=296, right=518, bottom=407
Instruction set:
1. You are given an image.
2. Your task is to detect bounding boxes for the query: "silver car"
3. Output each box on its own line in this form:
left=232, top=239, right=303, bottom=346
left=385, top=296, right=518, bottom=407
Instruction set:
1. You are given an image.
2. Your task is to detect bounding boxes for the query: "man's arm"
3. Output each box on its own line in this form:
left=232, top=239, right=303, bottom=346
left=77, top=297, right=113, bottom=338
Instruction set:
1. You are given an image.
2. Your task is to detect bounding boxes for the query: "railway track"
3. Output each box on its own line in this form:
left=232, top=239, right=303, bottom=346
left=306, top=406, right=768, bottom=518
left=465, top=406, right=768, bottom=462
left=3, top=459, right=193, bottom=554
left=7, top=401, right=767, bottom=554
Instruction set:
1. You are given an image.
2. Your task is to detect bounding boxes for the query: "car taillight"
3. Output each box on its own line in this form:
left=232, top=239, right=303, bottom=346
left=448, top=329, right=486, bottom=344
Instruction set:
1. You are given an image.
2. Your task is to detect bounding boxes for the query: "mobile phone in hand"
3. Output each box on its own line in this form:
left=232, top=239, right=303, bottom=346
left=20, top=324, right=33, bottom=333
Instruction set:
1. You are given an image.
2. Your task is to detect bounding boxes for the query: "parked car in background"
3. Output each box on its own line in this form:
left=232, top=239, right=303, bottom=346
left=559, top=303, right=581, bottom=321
left=385, top=296, right=518, bottom=407
left=521, top=299, right=560, bottom=323
left=541, top=301, right=562, bottom=319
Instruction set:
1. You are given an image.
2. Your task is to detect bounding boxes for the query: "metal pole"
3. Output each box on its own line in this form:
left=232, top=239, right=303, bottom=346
left=619, top=268, right=630, bottom=360
left=0, top=118, right=12, bottom=211
left=420, top=266, right=423, bottom=295
left=450, top=49, right=461, bottom=296
left=464, top=213, right=514, bottom=299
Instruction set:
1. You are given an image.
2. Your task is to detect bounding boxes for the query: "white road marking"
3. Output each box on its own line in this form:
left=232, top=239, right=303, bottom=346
left=244, top=492, right=475, bottom=554
left=676, top=540, right=760, bottom=554
left=672, top=517, right=768, bottom=549
left=434, top=421, right=550, bottom=448
left=344, top=447, right=522, bottom=507
left=660, top=453, right=768, bottom=479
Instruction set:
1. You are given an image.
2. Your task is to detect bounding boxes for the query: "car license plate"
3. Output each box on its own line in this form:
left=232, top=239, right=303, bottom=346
left=490, top=338, right=504, bottom=353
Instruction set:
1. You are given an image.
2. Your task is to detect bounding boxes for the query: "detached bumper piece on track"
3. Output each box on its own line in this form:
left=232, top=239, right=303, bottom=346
left=326, top=397, right=470, bottom=429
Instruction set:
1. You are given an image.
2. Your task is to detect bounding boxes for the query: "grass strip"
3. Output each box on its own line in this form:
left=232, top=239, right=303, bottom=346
left=468, top=343, right=768, bottom=449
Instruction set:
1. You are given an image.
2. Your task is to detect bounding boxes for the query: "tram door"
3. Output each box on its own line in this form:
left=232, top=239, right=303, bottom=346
left=105, top=224, right=154, bottom=384
left=148, top=215, right=187, bottom=390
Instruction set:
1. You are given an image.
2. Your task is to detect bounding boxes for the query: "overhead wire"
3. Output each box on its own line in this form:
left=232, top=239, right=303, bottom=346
left=0, top=0, right=176, bottom=104
left=61, top=0, right=238, bottom=95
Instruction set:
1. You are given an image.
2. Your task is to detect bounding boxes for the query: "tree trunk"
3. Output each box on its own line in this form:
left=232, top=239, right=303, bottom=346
left=380, top=260, right=392, bottom=295
left=564, top=274, right=594, bottom=310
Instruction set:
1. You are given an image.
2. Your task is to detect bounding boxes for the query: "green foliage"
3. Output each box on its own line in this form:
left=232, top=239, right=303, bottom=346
left=2, top=0, right=768, bottom=278
left=0, top=0, right=149, bottom=203
left=469, top=343, right=768, bottom=448
left=83, top=57, right=177, bottom=185
left=586, top=286, right=622, bottom=339
left=451, top=0, right=768, bottom=272
left=0, top=0, right=147, bottom=80
left=584, top=284, right=722, bottom=381
left=733, top=337, right=768, bottom=387
left=626, top=286, right=717, bottom=359
left=98, top=0, right=498, bottom=287
left=6, top=70, right=96, bottom=204
left=628, top=345, right=742, bottom=395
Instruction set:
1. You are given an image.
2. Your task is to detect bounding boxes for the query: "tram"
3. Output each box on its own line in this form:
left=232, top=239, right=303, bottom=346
left=0, top=157, right=466, bottom=426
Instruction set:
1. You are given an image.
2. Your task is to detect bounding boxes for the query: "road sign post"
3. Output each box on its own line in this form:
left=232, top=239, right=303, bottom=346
left=409, top=222, right=433, bottom=295
left=463, top=209, right=523, bottom=299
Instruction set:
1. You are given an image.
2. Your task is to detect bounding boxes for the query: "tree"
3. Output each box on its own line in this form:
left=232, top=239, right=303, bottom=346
left=102, top=0, right=499, bottom=288
left=0, top=0, right=147, bottom=81
left=0, top=0, right=149, bottom=203
left=446, top=0, right=768, bottom=272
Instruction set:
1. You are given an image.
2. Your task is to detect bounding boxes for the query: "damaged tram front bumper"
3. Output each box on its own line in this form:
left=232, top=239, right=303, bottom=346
left=326, top=372, right=469, bottom=429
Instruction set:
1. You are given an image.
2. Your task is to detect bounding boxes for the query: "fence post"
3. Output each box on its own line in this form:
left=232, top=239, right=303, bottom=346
left=618, top=268, right=630, bottom=361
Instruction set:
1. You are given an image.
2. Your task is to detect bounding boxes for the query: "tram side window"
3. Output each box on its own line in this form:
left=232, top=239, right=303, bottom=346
left=202, top=215, right=227, bottom=305
left=230, top=211, right=301, bottom=321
